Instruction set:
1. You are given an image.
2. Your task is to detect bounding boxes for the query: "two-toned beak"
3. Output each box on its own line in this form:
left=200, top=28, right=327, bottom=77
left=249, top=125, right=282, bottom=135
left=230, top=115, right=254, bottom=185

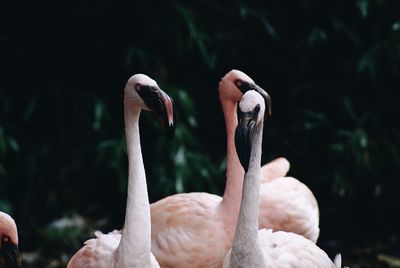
left=234, top=104, right=261, bottom=173
left=1, top=242, right=21, bottom=267
left=137, top=85, right=176, bottom=140
left=237, top=81, right=272, bottom=117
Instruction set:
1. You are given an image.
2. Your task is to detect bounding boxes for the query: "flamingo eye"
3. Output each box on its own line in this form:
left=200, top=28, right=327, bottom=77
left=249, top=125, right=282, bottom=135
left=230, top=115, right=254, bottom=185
left=135, top=83, right=142, bottom=91
left=2, top=235, right=10, bottom=243
left=234, top=79, right=242, bottom=87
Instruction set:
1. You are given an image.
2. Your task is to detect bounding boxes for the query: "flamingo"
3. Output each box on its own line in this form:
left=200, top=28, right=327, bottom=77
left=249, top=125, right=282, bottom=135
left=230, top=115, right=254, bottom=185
left=223, top=90, right=342, bottom=268
left=150, top=70, right=318, bottom=267
left=0, top=211, right=21, bottom=268
left=219, top=70, right=319, bottom=243
left=67, top=74, right=175, bottom=268
left=150, top=71, right=285, bottom=268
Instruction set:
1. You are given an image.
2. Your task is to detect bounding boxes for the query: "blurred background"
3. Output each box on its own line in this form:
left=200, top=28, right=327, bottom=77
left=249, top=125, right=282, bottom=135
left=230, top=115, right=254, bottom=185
left=1, top=0, right=400, bottom=267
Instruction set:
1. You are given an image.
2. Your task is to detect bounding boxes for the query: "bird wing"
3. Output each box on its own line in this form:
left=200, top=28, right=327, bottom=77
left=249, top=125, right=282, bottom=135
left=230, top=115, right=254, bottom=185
left=260, top=157, right=290, bottom=183
left=67, top=230, right=121, bottom=268
left=259, top=229, right=337, bottom=268
left=151, top=192, right=230, bottom=268
left=258, top=177, right=320, bottom=243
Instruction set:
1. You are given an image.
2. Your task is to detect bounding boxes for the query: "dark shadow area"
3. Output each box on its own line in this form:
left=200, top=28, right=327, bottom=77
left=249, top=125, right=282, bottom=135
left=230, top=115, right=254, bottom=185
left=1, top=0, right=399, bottom=267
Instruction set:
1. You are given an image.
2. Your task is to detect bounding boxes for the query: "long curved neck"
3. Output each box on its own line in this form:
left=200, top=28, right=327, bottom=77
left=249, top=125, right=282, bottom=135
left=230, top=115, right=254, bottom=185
left=116, top=99, right=151, bottom=266
left=220, top=97, right=244, bottom=216
left=230, top=123, right=265, bottom=267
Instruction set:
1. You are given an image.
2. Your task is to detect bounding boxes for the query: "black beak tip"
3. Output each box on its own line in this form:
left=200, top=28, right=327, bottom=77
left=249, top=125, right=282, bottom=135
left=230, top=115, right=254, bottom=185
left=165, top=123, right=175, bottom=142
left=164, top=97, right=176, bottom=142
left=253, top=87, right=271, bottom=117
left=1, top=243, right=21, bottom=267
left=265, top=94, right=272, bottom=117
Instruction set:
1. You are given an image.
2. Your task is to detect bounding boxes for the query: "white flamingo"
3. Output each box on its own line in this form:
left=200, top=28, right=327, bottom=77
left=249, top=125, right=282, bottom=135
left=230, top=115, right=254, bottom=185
left=67, top=74, right=175, bottom=268
left=0, top=211, right=21, bottom=267
left=223, top=90, right=342, bottom=268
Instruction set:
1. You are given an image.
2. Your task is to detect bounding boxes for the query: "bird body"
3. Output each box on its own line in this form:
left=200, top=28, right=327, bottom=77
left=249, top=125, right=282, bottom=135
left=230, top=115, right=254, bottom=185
left=223, top=90, right=340, bottom=268
left=224, top=229, right=340, bottom=268
left=68, top=231, right=160, bottom=268
left=258, top=158, right=319, bottom=242
left=258, top=177, right=319, bottom=243
left=151, top=193, right=231, bottom=268
left=68, top=74, right=175, bottom=268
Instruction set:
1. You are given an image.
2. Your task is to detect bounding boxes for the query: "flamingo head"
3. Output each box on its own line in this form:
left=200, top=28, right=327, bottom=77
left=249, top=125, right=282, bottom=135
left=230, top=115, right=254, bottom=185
left=235, top=90, right=266, bottom=172
left=0, top=212, right=21, bottom=267
left=125, top=74, right=176, bottom=140
left=219, top=69, right=271, bottom=117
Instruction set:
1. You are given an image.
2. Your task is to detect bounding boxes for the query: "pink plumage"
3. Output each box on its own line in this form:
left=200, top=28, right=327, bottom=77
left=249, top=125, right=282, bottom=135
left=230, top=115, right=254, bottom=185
left=150, top=70, right=318, bottom=267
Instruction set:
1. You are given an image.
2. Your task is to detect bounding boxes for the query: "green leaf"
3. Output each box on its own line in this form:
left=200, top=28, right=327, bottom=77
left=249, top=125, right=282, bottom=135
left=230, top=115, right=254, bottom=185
left=357, top=0, right=369, bottom=18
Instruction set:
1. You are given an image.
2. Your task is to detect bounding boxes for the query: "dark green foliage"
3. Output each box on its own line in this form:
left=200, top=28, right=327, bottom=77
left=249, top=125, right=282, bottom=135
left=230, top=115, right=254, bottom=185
left=1, top=0, right=400, bottom=266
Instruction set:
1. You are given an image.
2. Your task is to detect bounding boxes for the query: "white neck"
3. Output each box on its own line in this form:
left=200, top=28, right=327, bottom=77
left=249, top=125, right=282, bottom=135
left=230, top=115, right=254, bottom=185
left=230, top=123, right=265, bottom=268
left=220, top=98, right=245, bottom=217
left=115, top=98, right=152, bottom=266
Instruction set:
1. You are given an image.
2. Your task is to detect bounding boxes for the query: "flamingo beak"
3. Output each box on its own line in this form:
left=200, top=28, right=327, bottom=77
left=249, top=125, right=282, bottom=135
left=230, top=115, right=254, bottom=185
left=236, top=80, right=271, bottom=117
left=235, top=104, right=261, bottom=172
left=252, top=84, right=271, bottom=117
left=137, top=86, right=176, bottom=140
left=1, top=242, right=21, bottom=267
left=158, top=91, right=176, bottom=141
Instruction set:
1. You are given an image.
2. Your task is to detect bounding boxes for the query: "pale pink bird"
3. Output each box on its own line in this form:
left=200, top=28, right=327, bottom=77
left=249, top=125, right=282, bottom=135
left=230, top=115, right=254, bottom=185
left=67, top=74, right=175, bottom=268
left=223, top=90, right=342, bottom=268
left=150, top=71, right=289, bottom=268
left=0, top=211, right=21, bottom=268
